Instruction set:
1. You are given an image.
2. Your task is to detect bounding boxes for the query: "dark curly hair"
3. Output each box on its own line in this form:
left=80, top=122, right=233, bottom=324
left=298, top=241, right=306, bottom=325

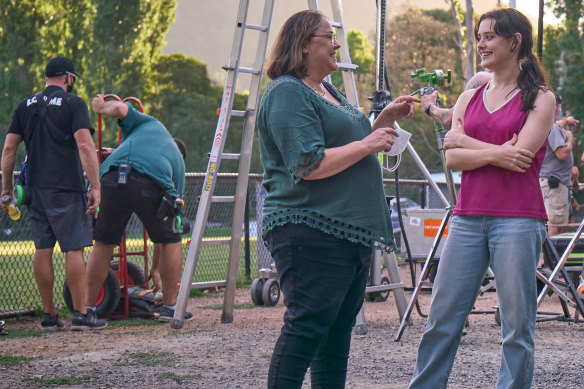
left=475, top=8, right=552, bottom=112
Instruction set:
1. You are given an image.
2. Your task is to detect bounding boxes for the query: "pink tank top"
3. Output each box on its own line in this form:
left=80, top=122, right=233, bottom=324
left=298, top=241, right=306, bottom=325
left=454, top=83, right=548, bottom=220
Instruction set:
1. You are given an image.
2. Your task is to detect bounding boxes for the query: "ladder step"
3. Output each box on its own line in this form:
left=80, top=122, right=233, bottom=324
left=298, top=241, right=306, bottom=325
left=330, top=21, right=342, bottom=28
left=365, top=283, right=405, bottom=293
left=244, top=23, right=268, bottom=32
left=190, top=281, right=227, bottom=289
left=231, top=110, right=246, bottom=117
left=221, top=153, right=241, bottom=160
left=202, top=238, right=231, bottom=245
left=211, top=196, right=236, bottom=203
left=221, top=65, right=262, bottom=75
left=206, top=152, right=240, bottom=160
left=337, top=62, right=358, bottom=71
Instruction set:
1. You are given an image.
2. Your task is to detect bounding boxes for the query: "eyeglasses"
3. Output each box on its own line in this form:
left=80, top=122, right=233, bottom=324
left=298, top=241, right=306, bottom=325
left=312, top=32, right=337, bottom=44
left=66, top=72, right=77, bottom=83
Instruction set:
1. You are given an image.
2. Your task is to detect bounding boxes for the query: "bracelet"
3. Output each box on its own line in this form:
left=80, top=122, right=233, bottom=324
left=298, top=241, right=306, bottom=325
left=424, top=104, right=434, bottom=116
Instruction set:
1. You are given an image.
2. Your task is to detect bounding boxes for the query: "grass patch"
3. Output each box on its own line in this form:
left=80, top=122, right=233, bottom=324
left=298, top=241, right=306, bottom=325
left=157, top=372, right=202, bottom=383
left=260, top=354, right=271, bottom=360
left=3, top=328, right=46, bottom=339
left=0, top=354, right=37, bottom=367
left=22, top=375, right=93, bottom=387
left=106, top=318, right=162, bottom=328
left=127, top=352, right=175, bottom=367
left=200, top=303, right=256, bottom=310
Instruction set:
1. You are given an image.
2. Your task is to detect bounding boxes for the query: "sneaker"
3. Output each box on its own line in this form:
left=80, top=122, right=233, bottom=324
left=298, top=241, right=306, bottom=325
left=158, top=306, right=194, bottom=322
left=41, top=313, right=64, bottom=331
left=71, top=310, right=108, bottom=331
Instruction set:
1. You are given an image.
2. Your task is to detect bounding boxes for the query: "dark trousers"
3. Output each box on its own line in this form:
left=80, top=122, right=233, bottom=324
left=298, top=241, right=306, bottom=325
left=266, top=223, right=373, bottom=389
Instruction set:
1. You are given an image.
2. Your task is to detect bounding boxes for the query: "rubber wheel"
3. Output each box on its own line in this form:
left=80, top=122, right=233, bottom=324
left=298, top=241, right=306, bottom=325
left=250, top=278, right=264, bottom=306
left=63, top=268, right=121, bottom=318
left=376, top=276, right=391, bottom=302
left=366, top=276, right=391, bottom=302
left=261, top=278, right=280, bottom=307
left=111, top=260, right=146, bottom=287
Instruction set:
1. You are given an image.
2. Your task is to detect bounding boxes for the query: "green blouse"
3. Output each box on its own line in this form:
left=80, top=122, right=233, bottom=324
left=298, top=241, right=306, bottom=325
left=257, top=75, right=396, bottom=253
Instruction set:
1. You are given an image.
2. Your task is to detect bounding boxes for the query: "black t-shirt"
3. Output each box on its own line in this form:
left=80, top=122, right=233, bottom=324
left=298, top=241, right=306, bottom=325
left=8, top=86, right=94, bottom=191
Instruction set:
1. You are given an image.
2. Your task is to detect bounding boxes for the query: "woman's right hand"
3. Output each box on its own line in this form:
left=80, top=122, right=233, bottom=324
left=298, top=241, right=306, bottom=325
left=363, top=127, right=399, bottom=153
left=491, top=134, right=535, bottom=173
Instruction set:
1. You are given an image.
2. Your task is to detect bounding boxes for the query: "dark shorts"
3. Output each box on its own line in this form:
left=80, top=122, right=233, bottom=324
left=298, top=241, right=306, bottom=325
left=28, top=188, right=93, bottom=252
left=93, top=169, right=180, bottom=245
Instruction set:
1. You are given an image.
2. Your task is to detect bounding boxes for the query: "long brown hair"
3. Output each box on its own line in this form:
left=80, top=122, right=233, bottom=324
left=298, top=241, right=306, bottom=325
left=265, top=10, right=323, bottom=80
left=474, top=8, right=552, bottom=112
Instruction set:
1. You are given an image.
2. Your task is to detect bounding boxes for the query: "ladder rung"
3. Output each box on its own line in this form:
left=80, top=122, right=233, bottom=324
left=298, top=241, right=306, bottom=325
left=365, top=283, right=405, bottom=293
left=231, top=110, right=246, bottom=117
left=202, top=238, right=231, bottom=245
left=206, top=152, right=240, bottom=160
left=211, top=196, right=236, bottom=203
left=331, top=21, right=342, bottom=28
left=222, top=153, right=241, bottom=160
left=337, top=62, right=358, bottom=70
left=190, top=281, right=227, bottom=289
left=221, top=65, right=261, bottom=75
left=244, top=23, right=268, bottom=32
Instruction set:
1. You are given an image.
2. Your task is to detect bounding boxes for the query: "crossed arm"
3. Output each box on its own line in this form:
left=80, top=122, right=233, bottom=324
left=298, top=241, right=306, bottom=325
left=443, top=89, right=555, bottom=173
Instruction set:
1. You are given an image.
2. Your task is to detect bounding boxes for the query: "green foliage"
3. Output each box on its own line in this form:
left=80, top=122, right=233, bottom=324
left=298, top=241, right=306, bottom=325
left=332, top=29, right=375, bottom=104
left=422, top=8, right=455, bottom=25
left=542, top=0, right=584, bottom=148
left=0, top=1, right=257, bottom=175
left=385, top=8, right=464, bottom=176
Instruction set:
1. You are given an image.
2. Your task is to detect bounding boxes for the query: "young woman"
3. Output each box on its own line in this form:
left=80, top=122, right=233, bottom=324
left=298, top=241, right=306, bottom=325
left=410, top=8, right=555, bottom=389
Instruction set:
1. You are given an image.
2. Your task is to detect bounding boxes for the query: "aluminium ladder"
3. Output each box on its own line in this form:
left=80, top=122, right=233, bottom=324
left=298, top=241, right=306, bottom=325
left=172, top=0, right=275, bottom=329
left=172, top=0, right=407, bottom=329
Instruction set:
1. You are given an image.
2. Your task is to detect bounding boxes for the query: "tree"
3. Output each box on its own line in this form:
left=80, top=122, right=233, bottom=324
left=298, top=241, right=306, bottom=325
left=384, top=8, right=465, bottom=176
left=0, top=0, right=178, bottom=154
left=543, top=0, right=584, bottom=137
left=331, top=29, right=376, bottom=109
left=0, top=0, right=95, bottom=129
left=147, top=53, right=255, bottom=172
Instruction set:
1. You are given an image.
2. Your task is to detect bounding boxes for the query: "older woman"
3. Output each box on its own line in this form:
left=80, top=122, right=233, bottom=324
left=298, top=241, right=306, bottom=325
left=257, top=10, right=419, bottom=388
left=410, top=8, right=555, bottom=389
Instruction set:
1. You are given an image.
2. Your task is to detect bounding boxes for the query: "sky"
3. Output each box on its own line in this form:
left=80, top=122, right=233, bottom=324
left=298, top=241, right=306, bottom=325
left=515, top=0, right=560, bottom=26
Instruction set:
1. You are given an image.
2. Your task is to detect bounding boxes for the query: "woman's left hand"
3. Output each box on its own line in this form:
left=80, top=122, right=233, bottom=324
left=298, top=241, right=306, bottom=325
left=373, top=95, right=421, bottom=130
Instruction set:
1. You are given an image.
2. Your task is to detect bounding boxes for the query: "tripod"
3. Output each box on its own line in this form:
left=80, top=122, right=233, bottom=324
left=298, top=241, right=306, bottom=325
left=393, top=68, right=458, bottom=342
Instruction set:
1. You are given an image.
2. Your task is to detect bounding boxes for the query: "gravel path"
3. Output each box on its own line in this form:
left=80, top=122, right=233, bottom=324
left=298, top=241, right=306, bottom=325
left=1, top=265, right=583, bottom=388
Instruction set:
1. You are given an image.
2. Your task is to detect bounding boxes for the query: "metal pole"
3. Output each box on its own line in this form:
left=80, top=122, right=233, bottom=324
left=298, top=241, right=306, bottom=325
left=537, top=0, right=544, bottom=60
left=244, top=189, right=250, bottom=281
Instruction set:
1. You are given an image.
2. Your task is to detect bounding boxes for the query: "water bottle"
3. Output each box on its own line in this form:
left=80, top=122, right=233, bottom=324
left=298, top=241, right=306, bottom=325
left=1, top=193, right=21, bottom=221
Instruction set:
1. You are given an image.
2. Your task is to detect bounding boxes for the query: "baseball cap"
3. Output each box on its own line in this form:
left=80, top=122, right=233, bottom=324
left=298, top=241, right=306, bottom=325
left=45, top=56, right=81, bottom=78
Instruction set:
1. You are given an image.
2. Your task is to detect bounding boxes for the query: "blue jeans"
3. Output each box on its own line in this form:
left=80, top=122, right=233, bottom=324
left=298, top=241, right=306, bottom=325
left=410, top=216, right=546, bottom=389
left=266, top=223, right=373, bottom=389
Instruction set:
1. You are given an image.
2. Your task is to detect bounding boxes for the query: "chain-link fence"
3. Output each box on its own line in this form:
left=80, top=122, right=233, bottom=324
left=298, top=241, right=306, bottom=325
left=0, top=172, right=434, bottom=318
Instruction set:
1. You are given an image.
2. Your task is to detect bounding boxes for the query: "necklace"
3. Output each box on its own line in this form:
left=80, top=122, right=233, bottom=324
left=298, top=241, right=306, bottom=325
left=303, top=80, right=326, bottom=97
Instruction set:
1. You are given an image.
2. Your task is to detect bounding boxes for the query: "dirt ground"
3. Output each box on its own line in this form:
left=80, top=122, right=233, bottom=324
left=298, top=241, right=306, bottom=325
left=1, top=263, right=583, bottom=389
